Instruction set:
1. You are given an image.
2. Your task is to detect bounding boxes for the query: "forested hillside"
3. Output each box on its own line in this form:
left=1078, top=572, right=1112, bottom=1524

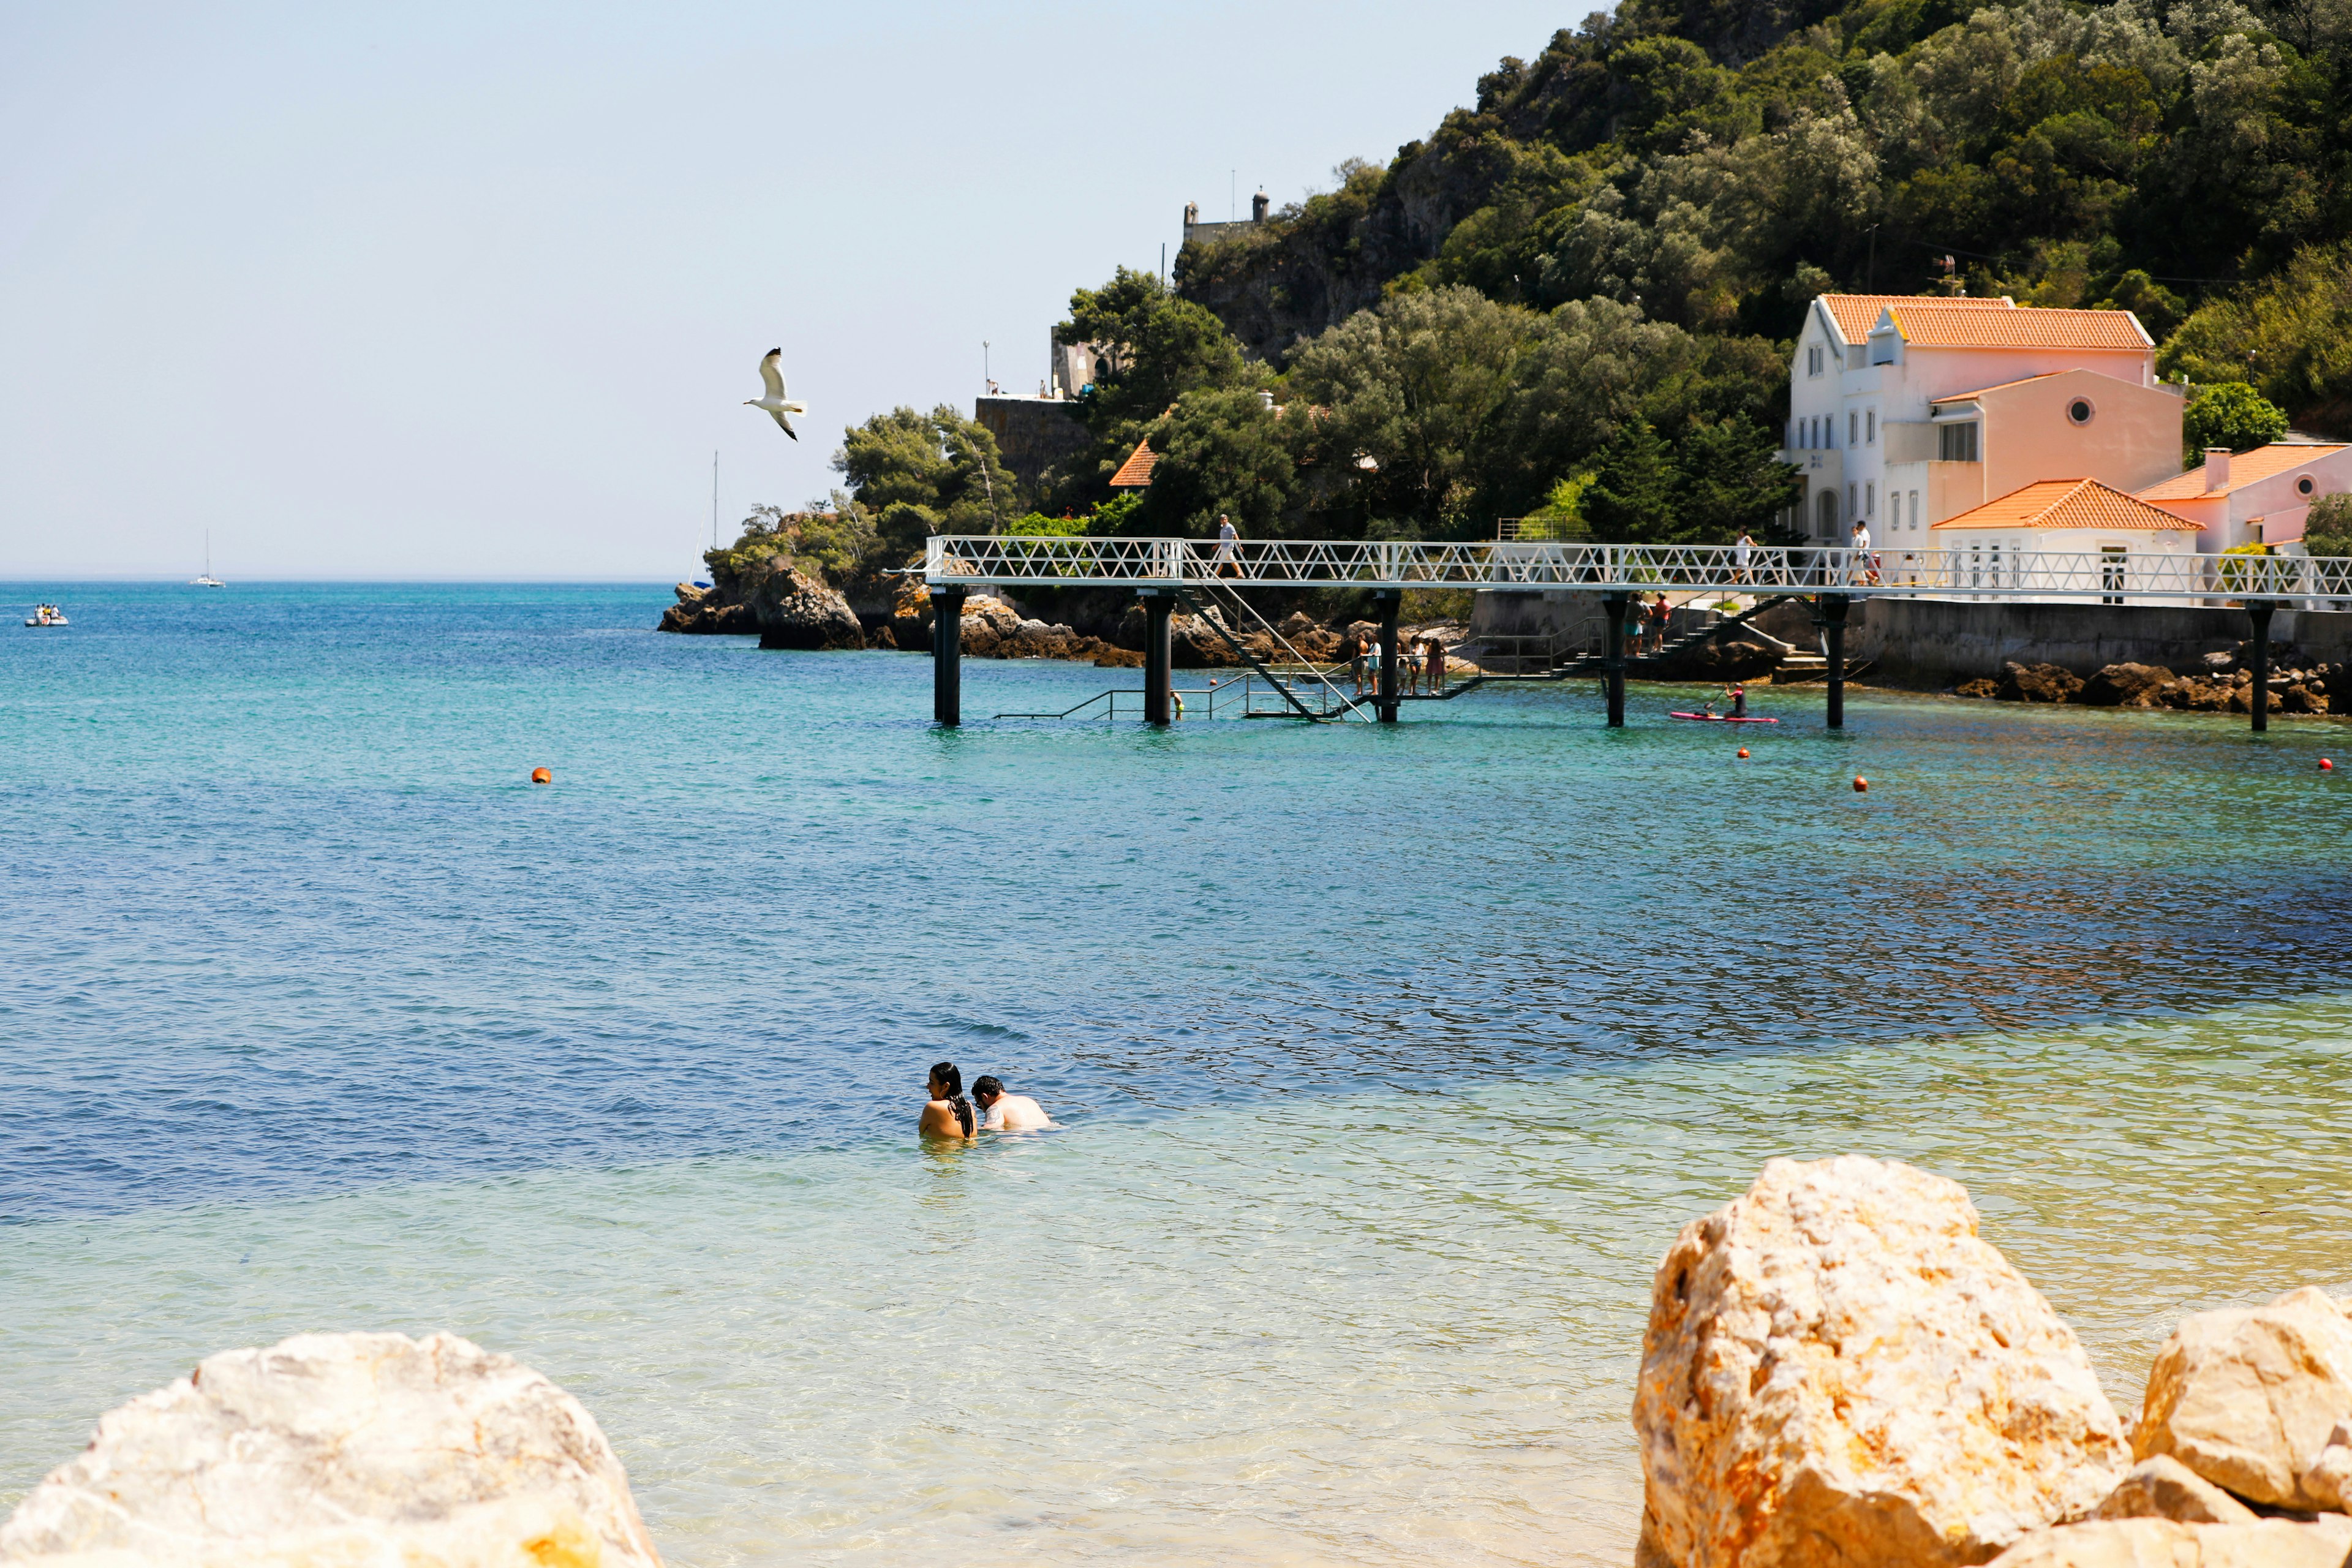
left=811, top=0, right=2351, bottom=565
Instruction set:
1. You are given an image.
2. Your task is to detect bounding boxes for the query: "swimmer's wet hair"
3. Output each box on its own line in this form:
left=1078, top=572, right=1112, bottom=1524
left=931, top=1061, right=973, bottom=1136
left=972, top=1076, right=1003, bottom=1099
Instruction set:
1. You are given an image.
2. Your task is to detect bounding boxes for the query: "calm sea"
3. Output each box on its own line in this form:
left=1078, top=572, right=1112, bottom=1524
left=5, top=581, right=2351, bottom=1564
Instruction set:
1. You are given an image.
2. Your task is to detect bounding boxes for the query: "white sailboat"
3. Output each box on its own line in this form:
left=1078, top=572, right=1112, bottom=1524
left=192, top=530, right=225, bottom=587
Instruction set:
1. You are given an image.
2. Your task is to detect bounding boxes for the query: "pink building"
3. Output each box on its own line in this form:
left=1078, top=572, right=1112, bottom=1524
left=1781, top=295, right=2179, bottom=541
left=2136, top=443, right=2352, bottom=551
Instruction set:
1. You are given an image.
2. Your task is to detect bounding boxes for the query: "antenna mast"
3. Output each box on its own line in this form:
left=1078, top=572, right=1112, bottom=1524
left=711, top=451, right=718, bottom=549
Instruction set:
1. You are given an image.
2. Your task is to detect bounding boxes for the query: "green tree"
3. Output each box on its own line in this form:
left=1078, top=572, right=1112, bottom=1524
left=1060, top=267, right=1253, bottom=437
left=2304, top=492, right=2352, bottom=556
left=1286, top=284, right=1539, bottom=535
left=2162, top=244, right=2352, bottom=437
left=1673, top=417, right=1806, bottom=538
left=2180, top=382, right=2290, bottom=458
left=1582, top=420, right=1679, bottom=542
left=1137, top=388, right=1302, bottom=537
left=832, top=405, right=1017, bottom=560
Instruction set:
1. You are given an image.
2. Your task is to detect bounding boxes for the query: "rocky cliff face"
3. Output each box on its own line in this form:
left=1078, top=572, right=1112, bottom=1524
left=658, top=558, right=862, bottom=650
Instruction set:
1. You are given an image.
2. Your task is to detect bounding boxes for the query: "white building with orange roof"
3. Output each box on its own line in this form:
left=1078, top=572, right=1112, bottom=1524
left=1929, top=478, right=2203, bottom=600
left=1781, top=294, right=2180, bottom=545
left=2135, top=442, right=2352, bottom=552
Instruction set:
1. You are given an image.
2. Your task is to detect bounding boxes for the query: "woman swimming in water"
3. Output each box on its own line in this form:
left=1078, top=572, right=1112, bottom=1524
left=920, top=1061, right=974, bottom=1140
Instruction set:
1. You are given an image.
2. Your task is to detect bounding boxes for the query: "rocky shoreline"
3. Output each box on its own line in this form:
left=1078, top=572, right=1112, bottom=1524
left=11, top=1156, right=2350, bottom=1566
left=1955, top=650, right=2348, bottom=714
left=657, top=560, right=1477, bottom=674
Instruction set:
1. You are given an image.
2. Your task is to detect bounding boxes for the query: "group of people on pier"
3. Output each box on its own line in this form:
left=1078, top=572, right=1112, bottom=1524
left=1344, top=631, right=1449, bottom=697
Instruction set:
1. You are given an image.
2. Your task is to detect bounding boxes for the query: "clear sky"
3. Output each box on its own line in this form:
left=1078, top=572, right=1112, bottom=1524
left=3, top=1, right=1581, bottom=581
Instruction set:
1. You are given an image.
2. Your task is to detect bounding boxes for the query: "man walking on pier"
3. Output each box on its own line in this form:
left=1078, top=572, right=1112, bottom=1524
left=1213, top=515, right=1241, bottom=579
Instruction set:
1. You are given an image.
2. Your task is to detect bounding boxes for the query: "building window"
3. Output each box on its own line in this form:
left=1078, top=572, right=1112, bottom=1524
left=1938, top=421, right=1980, bottom=462
left=1866, top=410, right=1876, bottom=443
left=1908, top=489, right=1920, bottom=530
left=2068, top=398, right=2095, bottom=425
left=1819, top=491, right=1838, bottom=536
left=2101, top=546, right=2126, bottom=604
left=1866, top=481, right=1875, bottom=516
left=1808, top=345, right=1823, bottom=376
left=1849, top=412, right=1858, bottom=445
left=1849, top=482, right=1858, bottom=518
left=2299, top=475, right=2317, bottom=496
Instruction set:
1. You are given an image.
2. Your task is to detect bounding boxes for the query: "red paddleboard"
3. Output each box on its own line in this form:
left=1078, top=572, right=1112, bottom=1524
left=1668, top=712, right=1780, bottom=723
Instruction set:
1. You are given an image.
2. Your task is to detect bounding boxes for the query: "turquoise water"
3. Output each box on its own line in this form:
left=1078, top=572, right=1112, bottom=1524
left=5, top=582, right=2351, bottom=1563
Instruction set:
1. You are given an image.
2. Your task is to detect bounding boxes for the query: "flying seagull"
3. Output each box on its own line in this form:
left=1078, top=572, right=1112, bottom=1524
left=745, top=348, right=807, bottom=439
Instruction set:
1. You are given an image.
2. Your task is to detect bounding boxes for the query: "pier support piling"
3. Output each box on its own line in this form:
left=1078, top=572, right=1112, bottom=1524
left=1140, top=590, right=1174, bottom=726
left=1815, top=594, right=1850, bottom=729
left=1374, top=589, right=1401, bottom=723
left=932, top=586, right=967, bottom=727
left=1600, top=592, right=1629, bottom=728
left=2247, top=598, right=2275, bottom=733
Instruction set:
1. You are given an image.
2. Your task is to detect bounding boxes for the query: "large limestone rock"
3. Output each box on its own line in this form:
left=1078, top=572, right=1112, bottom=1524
left=2135, top=1286, right=2352, bottom=1510
left=747, top=560, right=864, bottom=650
left=1985, top=1517, right=2352, bottom=1567
left=656, top=581, right=755, bottom=635
left=1634, top=1156, right=2129, bottom=1568
left=2090, top=1457, right=2258, bottom=1525
left=0, top=1330, right=662, bottom=1568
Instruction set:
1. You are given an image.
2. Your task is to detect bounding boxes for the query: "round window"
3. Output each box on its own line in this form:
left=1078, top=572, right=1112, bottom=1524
left=2297, top=475, right=2316, bottom=496
left=2067, top=398, right=2095, bottom=425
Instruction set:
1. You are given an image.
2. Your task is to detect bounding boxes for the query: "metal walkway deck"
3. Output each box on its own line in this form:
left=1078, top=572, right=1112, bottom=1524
left=920, top=535, right=2347, bottom=733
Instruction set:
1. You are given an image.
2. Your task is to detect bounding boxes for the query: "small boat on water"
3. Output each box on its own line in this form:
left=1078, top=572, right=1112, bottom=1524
left=24, top=603, right=69, bottom=627
left=1668, top=711, right=1777, bottom=723
left=192, top=530, right=225, bottom=587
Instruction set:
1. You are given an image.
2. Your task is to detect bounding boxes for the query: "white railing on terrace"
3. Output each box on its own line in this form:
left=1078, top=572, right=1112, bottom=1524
left=925, top=536, right=2352, bottom=604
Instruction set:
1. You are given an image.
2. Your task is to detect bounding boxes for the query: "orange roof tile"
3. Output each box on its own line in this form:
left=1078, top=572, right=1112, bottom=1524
left=1820, top=294, right=2012, bottom=340
left=2136, top=443, right=2351, bottom=500
left=1109, top=439, right=1158, bottom=488
left=1885, top=302, right=2150, bottom=350
left=1932, top=478, right=2201, bottom=532
left=1819, top=294, right=2151, bottom=349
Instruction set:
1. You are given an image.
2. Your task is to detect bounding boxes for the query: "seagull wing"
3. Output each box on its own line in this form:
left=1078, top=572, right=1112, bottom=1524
left=758, top=349, right=785, bottom=401
left=769, top=407, right=798, bottom=440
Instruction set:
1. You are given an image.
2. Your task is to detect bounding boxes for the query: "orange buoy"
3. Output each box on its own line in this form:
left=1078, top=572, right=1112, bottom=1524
left=1853, top=776, right=1868, bottom=793
left=1736, top=747, right=1749, bottom=758
left=530, top=767, right=552, bottom=785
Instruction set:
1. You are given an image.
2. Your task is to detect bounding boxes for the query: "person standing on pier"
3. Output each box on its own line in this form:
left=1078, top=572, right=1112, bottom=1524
left=1212, top=515, right=1242, bottom=579
left=1427, top=635, right=1446, bottom=693
left=1734, top=530, right=1755, bottom=585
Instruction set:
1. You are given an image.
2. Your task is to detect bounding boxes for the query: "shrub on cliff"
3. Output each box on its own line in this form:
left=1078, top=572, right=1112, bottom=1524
left=832, top=405, right=1017, bottom=563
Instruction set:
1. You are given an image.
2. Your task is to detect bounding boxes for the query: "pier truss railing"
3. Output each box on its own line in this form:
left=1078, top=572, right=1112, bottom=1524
left=927, top=536, right=2352, bottom=605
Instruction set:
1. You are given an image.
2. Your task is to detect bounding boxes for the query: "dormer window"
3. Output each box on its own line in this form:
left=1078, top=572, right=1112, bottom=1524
left=1869, top=332, right=1897, bottom=365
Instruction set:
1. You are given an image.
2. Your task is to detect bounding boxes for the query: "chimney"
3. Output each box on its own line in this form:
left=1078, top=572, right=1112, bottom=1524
left=2205, top=448, right=2231, bottom=491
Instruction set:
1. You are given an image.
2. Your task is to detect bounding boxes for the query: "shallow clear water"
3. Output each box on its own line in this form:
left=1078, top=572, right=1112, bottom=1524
left=4, top=582, right=2350, bottom=1563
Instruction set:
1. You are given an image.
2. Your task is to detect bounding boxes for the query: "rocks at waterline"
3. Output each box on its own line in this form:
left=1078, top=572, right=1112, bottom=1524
left=1637, top=1161, right=2352, bottom=1568
left=658, top=558, right=862, bottom=649
left=1955, top=656, right=2348, bottom=714
left=1634, top=1155, right=2129, bottom=1568
left=2134, top=1286, right=2352, bottom=1511
left=0, top=1330, right=662, bottom=1567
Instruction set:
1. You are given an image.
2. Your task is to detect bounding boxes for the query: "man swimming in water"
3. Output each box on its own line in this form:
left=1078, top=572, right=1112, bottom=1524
left=973, top=1076, right=1057, bottom=1131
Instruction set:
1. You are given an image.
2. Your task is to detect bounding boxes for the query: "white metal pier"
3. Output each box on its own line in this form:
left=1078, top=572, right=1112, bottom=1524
left=922, top=536, right=2352, bottom=731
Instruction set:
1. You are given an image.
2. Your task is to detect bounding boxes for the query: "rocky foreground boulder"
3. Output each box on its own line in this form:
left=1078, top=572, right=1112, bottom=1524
left=2135, top=1287, right=2352, bottom=1511
left=1635, top=1156, right=2128, bottom=1568
left=0, top=1330, right=662, bottom=1567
